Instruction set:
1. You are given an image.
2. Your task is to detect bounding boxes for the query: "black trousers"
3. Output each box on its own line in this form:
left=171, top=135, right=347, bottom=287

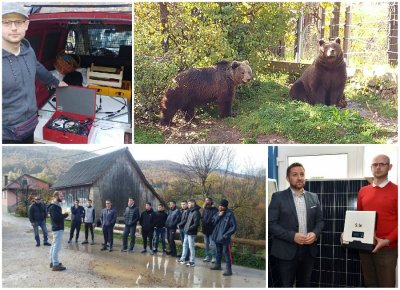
left=142, top=229, right=153, bottom=250
left=84, top=222, right=94, bottom=241
left=102, top=225, right=114, bottom=248
left=122, top=224, right=137, bottom=250
left=70, top=220, right=82, bottom=241
left=167, top=228, right=177, bottom=256
left=277, top=246, right=315, bottom=287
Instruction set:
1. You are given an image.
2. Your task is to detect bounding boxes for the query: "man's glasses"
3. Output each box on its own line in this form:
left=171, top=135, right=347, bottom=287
left=106, top=202, right=110, bottom=204
left=371, top=163, right=389, bottom=168
left=2, top=20, right=27, bottom=28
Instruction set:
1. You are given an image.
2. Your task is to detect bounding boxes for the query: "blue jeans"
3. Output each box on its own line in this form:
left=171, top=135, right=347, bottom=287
left=153, top=228, right=166, bottom=251
left=50, top=230, right=64, bottom=266
left=33, top=220, right=48, bottom=245
left=204, top=234, right=216, bottom=259
left=179, top=229, right=190, bottom=260
left=181, top=234, right=196, bottom=263
left=216, top=242, right=232, bottom=269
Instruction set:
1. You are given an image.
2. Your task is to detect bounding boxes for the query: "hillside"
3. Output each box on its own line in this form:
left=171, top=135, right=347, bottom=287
left=2, top=146, right=98, bottom=185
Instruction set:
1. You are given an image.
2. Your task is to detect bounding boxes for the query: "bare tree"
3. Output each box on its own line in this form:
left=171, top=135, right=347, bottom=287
left=182, top=146, right=235, bottom=200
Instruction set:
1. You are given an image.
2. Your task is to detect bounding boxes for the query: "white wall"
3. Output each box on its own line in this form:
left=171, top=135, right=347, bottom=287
left=275, top=145, right=398, bottom=191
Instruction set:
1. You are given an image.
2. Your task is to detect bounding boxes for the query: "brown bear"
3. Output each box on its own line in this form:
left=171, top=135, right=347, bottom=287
left=160, top=60, right=252, bottom=125
left=289, top=37, right=347, bottom=107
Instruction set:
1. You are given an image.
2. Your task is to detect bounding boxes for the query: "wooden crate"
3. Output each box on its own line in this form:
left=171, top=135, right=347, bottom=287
left=87, top=63, right=124, bottom=88
left=88, top=81, right=132, bottom=101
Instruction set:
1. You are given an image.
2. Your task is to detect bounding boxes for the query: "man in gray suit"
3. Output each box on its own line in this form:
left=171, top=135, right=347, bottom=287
left=268, top=162, right=324, bottom=287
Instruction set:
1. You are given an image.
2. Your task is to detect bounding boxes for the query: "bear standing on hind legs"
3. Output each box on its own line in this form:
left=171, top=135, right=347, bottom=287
left=160, top=60, right=252, bottom=126
left=289, top=37, right=347, bottom=108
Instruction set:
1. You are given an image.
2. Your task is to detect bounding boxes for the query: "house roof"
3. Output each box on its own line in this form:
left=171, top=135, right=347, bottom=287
left=3, top=174, right=50, bottom=190
left=51, top=147, right=164, bottom=203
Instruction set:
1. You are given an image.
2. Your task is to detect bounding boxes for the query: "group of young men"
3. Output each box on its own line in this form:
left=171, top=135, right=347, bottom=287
left=31, top=194, right=237, bottom=276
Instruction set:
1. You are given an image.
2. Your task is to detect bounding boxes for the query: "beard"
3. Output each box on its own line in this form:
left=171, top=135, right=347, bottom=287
left=290, top=181, right=305, bottom=190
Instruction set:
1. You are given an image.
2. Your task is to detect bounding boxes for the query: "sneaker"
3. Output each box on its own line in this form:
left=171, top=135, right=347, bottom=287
left=90, top=241, right=95, bottom=245
left=75, top=240, right=78, bottom=243
left=153, top=249, right=158, bottom=253
left=36, top=244, right=40, bottom=247
left=203, top=257, right=211, bottom=262
left=150, top=250, right=154, bottom=255
left=186, top=262, right=195, bottom=267
left=211, top=259, right=216, bottom=263
left=50, top=262, right=62, bottom=268
left=81, top=240, right=89, bottom=245
left=43, top=242, right=51, bottom=246
left=52, top=265, right=66, bottom=271
left=128, top=249, right=134, bottom=253
left=100, top=247, right=107, bottom=251
left=141, top=249, right=147, bottom=253
left=179, top=260, right=186, bottom=264
left=166, top=251, right=172, bottom=255
left=67, top=240, right=72, bottom=244
left=109, top=248, right=113, bottom=252
left=121, top=248, right=128, bottom=252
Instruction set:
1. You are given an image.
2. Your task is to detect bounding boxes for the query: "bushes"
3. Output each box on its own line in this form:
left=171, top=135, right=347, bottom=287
left=15, top=204, right=27, bottom=217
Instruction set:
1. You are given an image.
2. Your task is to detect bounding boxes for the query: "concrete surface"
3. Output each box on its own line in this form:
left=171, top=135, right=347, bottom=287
left=2, top=213, right=266, bottom=288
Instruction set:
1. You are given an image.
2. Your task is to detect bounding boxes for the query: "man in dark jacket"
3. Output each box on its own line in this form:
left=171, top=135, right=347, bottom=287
left=100, top=200, right=117, bottom=252
left=178, top=199, right=201, bottom=267
left=210, top=199, right=237, bottom=276
left=178, top=201, right=190, bottom=260
left=48, top=191, right=69, bottom=271
left=268, top=163, right=324, bottom=287
left=2, top=3, right=68, bottom=144
left=165, top=201, right=181, bottom=257
left=139, top=202, right=154, bottom=254
left=121, top=197, right=140, bottom=252
left=28, top=196, right=51, bottom=247
left=202, top=197, right=218, bottom=262
left=68, top=200, right=85, bottom=243
left=153, top=204, right=168, bottom=253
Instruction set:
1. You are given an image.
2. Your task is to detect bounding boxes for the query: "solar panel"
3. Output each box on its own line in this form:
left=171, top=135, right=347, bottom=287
left=268, top=179, right=369, bottom=287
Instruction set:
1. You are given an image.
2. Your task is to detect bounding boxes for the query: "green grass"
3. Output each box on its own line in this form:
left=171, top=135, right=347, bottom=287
left=345, top=87, right=397, bottom=119
left=227, top=73, right=391, bottom=144
left=134, top=126, right=165, bottom=143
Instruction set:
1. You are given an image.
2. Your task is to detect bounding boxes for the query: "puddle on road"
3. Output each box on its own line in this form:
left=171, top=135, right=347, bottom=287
left=65, top=244, right=265, bottom=288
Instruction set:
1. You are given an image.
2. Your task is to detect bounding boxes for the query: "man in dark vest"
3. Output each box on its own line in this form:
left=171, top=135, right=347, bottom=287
left=121, top=197, right=140, bottom=253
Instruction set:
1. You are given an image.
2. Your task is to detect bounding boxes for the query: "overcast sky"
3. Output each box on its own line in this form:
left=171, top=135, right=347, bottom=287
left=55, top=144, right=267, bottom=174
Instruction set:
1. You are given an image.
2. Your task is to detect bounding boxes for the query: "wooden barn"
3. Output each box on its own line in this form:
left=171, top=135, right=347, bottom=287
left=51, top=147, right=164, bottom=218
left=2, top=174, right=51, bottom=213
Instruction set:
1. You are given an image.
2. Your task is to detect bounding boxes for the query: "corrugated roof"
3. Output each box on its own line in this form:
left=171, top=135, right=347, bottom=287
left=52, top=148, right=128, bottom=189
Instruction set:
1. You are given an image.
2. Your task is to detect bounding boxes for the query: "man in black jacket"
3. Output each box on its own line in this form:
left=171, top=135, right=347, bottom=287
left=165, top=201, right=181, bottom=257
left=28, top=196, right=51, bottom=247
left=121, top=198, right=140, bottom=253
left=268, top=163, right=324, bottom=287
left=100, top=200, right=117, bottom=252
left=68, top=200, right=85, bottom=243
left=139, top=202, right=154, bottom=254
left=210, top=199, right=237, bottom=276
left=153, top=204, right=168, bottom=253
left=202, top=197, right=218, bottom=262
left=178, top=199, right=200, bottom=267
left=177, top=201, right=190, bottom=260
left=48, top=191, right=69, bottom=271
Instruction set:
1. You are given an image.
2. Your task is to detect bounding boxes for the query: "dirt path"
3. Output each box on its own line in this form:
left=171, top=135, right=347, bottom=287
left=161, top=118, right=292, bottom=144
left=2, top=213, right=266, bottom=288
left=346, top=101, right=398, bottom=143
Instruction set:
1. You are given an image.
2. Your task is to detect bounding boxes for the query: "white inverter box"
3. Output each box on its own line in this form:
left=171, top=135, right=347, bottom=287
left=342, top=211, right=376, bottom=251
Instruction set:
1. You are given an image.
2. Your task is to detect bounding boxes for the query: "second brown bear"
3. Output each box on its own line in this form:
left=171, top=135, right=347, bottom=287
left=160, top=60, right=252, bottom=125
left=289, top=37, right=347, bottom=108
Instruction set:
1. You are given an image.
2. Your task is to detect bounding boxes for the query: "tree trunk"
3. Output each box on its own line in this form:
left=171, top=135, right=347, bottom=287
left=159, top=3, right=169, bottom=53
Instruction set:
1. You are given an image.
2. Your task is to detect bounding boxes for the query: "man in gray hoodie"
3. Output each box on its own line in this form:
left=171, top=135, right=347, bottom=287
left=2, top=3, right=67, bottom=143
